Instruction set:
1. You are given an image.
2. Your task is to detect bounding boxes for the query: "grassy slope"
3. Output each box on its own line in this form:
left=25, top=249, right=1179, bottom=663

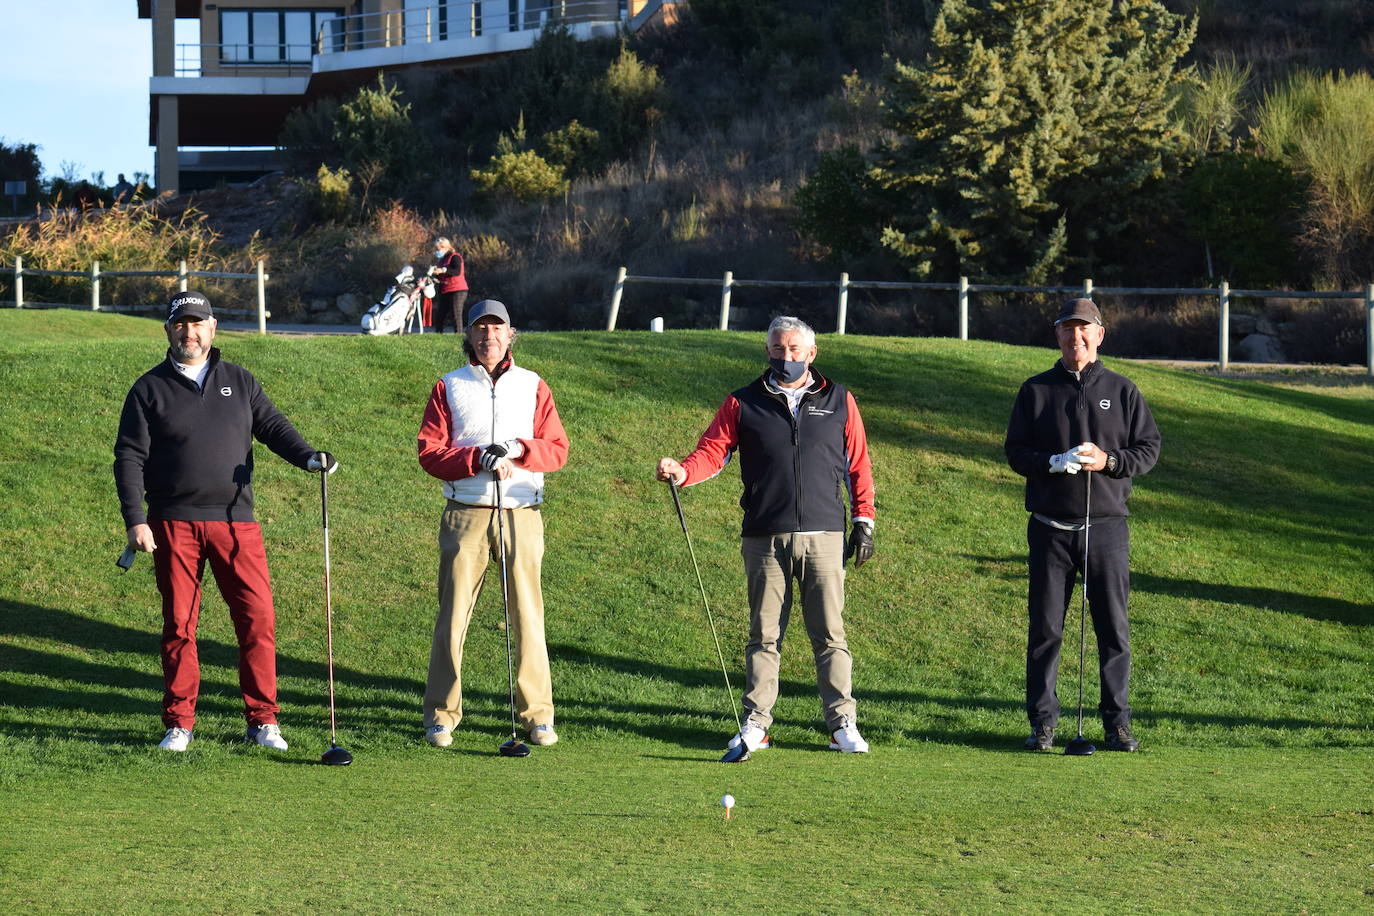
left=0, top=311, right=1371, bottom=912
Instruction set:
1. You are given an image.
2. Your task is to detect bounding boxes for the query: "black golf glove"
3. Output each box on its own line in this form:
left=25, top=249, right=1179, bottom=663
left=845, top=521, right=874, bottom=568
left=308, top=451, right=339, bottom=475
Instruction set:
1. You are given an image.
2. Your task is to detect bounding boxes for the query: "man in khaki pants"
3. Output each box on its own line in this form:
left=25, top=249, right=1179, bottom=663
left=656, top=316, right=876, bottom=754
left=416, top=299, right=569, bottom=748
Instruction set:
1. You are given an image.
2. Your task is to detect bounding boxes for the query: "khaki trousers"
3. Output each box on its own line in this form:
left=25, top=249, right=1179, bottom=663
left=740, top=531, right=855, bottom=731
left=424, top=501, right=553, bottom=730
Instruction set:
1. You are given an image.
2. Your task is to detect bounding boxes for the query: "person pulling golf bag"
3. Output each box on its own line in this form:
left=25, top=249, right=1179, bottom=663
left=1004, top=298, right=1161, bottom=754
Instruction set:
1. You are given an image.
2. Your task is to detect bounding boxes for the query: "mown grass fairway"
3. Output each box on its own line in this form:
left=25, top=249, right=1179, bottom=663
left=1, top=311, right=1371, bottom=913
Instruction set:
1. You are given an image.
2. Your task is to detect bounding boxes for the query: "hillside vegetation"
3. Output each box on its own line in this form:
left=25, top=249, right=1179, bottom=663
left=4, top=0, right=1374, bottom=361
left=1, top=312, right=1371, bottom=910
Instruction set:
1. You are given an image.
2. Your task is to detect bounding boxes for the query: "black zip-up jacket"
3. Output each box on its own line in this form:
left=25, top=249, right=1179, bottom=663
left=1004, top=360, right=1160, bottom=521
left=113, top=347, right=315, bottom=527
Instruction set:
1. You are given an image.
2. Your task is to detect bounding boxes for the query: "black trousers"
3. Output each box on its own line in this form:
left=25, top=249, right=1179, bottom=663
left=432, top=290, right=467, bottom=333
left=1025, top=515, right=1132, bottom=730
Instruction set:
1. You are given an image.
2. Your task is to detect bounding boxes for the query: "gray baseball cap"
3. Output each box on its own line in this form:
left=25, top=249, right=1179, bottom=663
left=1054, top=298, right=1103, bottom=326
left=466, top=299, right=510, bottom=328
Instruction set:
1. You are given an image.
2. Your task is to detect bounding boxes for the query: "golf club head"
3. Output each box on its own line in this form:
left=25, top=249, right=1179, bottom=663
left=720, top=743, right=751, bottom=764
left=499, top=738, right=531, bottom=758
left=321, top=744, right=353, bottom=766
left=1064, top=736, right=1096, bottom=756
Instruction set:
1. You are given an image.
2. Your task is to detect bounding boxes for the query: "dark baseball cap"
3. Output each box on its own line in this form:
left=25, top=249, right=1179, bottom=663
left=466, top=299, right=510, bottom=328
left=167, top=290, right=214, bottom=323
left=1054, top=298, right=1103, bottom=326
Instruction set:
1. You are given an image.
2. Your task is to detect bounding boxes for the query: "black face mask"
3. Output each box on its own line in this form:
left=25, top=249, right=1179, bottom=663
left=769, top=357, right=808, bottom=384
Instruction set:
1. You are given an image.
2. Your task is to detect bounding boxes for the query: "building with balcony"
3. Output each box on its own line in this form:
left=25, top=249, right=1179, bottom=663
left=138, top=0, right=680, bottom=192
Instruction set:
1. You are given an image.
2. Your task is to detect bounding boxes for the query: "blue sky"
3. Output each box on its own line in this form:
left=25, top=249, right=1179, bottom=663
left=0, top=2, right=193, bottom=184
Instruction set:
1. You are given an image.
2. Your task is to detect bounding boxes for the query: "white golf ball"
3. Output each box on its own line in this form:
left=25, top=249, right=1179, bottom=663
left=721, top=794, right=735, bottom=809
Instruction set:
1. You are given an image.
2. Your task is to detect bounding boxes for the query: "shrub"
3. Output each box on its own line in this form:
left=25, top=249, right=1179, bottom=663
left=312, top=164, right=353, bottom=223
left=541, top=120, right=603, bottom=177
left=471, top=150, right=569, bottom=204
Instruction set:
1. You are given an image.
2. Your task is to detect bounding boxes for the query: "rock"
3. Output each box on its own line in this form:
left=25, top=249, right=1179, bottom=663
left=1256, top=317, right=1281, bottom=336
left=308, top=297, right=332, bottom=313
left=335, top=293, right=364, bottom=318
left=1235, top=333, right=1287, bottom=363
left=1230, top=313, right=1259, bottom=336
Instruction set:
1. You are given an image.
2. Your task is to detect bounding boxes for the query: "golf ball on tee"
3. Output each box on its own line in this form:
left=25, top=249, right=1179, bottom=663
left=721, top=794, right=735, bottom=809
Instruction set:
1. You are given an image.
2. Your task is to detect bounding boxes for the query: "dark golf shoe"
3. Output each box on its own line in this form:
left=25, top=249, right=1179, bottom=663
left=1103, top=725, right=1139, bottom=752
left=1023, top=725, right=1055, bottom=751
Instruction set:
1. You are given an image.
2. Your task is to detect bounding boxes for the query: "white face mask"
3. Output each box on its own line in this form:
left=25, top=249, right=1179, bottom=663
left=434, top=249, right=445, bottom=259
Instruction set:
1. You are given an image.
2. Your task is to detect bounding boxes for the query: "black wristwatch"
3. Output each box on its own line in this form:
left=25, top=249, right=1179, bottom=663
left=1105, top=453, right=1118, bottom=474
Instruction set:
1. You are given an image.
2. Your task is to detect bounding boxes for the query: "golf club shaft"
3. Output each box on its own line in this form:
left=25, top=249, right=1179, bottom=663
left=321, top=471, right=338, bottom=742
left=494, top=473, right=520, bottom=741
left=667, top=481, right=745, bottom=736
left=1076, top=470, right=1091, bottom=739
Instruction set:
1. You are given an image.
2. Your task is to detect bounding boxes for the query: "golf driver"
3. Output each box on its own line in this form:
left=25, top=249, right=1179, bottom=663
left=1065, top=469, right=1096, bottom=757
left=666, top=480, right=749, bottom=764
left=489, top=444, right=531, bottom=759
left=317, top=455, right=353, bottom=766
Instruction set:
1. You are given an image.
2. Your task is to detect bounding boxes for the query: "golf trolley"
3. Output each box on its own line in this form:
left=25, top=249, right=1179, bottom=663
left=359, top=265, right=435, bottom=335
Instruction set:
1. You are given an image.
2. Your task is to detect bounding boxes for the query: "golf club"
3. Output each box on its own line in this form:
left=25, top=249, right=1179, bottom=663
left=489, top=444, right=531, bottom=759
left=1065, top=469, right=1096, bottom=757
left=666, top=480, right=750, bottom=764
left=317, top=456, right=353, bottom=766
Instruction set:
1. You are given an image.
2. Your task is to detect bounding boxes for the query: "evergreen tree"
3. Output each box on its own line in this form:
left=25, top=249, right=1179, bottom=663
left=872, top=0, right=1195, bottom=282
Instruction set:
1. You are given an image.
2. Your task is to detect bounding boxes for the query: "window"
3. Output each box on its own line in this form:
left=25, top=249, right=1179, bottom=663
left=219, top=8, right=344, bottom=65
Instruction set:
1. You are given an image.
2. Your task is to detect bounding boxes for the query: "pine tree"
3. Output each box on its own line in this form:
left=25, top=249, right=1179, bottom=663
left=872, top=0, right=1195, bottom=282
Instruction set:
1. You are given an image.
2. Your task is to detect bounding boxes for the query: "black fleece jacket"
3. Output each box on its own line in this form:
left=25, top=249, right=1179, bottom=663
left=1004, top=360, right=1160, bottom=521
left=113, top=348, right=316, bottom=527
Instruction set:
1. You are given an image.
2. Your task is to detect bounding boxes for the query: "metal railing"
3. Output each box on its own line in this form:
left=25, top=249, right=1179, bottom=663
left=605, top=267, right=1374, bottom=375
left=175, top=43, right=314, bottom=77
left=2, top=257, right=271, bottom=333
left=170, top=3, right=628, bottom=77
left=316, top=1, right=624, bottom=53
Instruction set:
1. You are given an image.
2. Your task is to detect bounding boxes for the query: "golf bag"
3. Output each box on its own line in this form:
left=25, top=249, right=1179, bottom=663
left=360, top=265, right=434, bottom=335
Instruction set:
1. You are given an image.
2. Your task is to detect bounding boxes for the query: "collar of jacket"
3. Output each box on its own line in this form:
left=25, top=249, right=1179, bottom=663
left=1055, top=359, right=1100, bottom=384
left=759, top=367, right=828, bottom=398
left=470, top=350, right=514, bottom=381
left=163, top=345, right=222, bottom=374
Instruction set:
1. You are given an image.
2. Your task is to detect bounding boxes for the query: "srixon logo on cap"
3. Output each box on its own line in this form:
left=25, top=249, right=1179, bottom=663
left=168, top=293, right=210, bottom=319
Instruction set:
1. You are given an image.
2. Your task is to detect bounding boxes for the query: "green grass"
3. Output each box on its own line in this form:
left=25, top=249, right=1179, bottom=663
left=1, top=311, right=1372, bottom=913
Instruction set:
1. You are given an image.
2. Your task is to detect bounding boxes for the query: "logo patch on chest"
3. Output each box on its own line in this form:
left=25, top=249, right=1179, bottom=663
left=806, top=407, right=834, bottom=416
left=221, top=386, right=233, bottom=397
left=1099, top=399, right=1111, bottom=410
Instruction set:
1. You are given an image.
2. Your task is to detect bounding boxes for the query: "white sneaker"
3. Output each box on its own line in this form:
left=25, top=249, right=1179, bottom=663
left=246, top=722, right=289, bottom=751
left=426, top=724, right=453, bottom=747
left=726, top=723, right=771, bottom=752
left=158, top=727, right=192, bottom=752
left=528, top=724, right=558, bottom=746
left=828, top=718, right=869, bottom=754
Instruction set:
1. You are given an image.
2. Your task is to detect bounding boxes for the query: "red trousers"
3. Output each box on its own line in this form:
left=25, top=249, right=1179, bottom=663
left=151, top=519, right=279, bottom=729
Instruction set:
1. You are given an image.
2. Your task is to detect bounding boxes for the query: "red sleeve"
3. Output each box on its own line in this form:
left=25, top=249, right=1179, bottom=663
left=845, top=392, right=876, bottom=522
left=680, top=396, right=741, bottom=486
left=417, top=380, right=483, bottom=481
left=515, top=379, right=569, bottom=472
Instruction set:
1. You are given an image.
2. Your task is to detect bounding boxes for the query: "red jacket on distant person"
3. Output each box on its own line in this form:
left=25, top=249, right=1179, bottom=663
left=434, top=250, right=467, bottom=294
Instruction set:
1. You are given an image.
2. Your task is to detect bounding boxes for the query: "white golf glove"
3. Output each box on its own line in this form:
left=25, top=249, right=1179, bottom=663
left=1049, top=449, right=1082, bottom=474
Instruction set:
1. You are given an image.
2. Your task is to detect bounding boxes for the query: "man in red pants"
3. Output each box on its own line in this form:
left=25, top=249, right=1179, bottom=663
left=114, top=290, right=337, bottom=752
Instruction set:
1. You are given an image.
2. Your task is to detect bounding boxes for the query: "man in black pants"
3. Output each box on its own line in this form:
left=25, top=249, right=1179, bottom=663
left=1004, top=298, right=1160, bottom=752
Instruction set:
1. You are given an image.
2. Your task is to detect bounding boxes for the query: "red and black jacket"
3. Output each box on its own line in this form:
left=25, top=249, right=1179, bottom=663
left=680, top=369, right=875, bottom=537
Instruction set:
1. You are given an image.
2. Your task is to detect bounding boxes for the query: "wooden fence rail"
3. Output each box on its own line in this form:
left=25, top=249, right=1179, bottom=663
left=1, top=257, right=271, bottom=333
left=605, top=267, right=1374, bottom=375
